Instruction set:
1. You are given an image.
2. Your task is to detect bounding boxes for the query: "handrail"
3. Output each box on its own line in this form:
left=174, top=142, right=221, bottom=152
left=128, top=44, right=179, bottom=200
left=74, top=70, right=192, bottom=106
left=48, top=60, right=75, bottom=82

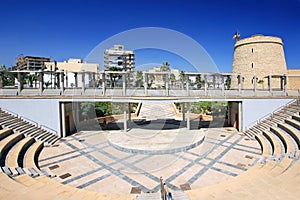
left=1, top=108, right=19, bottom=117
left=40, top=125, right=57, bottom=135
left=246, top=98, right=299, bottom=131
left=1, top=107, right=57, bottom=134
left=20, top=115, right=38, bottom=126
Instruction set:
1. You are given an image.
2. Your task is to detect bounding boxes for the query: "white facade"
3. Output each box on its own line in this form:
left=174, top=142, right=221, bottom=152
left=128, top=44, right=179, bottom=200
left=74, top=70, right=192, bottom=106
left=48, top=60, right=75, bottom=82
left=44, top=58, right=99, bottom=88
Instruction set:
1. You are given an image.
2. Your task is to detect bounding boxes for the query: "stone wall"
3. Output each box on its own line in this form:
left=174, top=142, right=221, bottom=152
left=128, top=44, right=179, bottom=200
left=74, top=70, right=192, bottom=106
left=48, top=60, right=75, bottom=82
left=232, top=35, right=287, bottom=89
left=287, top=69, right=300, bottom=90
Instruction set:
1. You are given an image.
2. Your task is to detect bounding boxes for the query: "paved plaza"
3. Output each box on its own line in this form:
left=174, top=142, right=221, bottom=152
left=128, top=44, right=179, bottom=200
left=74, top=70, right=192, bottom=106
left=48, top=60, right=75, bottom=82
left=39, top=127, right=260, bottom=195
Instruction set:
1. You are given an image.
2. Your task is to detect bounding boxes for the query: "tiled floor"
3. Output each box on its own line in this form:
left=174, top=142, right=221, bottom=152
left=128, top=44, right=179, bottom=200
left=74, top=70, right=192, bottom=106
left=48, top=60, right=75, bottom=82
left=39, top=127, right=261, bottom=194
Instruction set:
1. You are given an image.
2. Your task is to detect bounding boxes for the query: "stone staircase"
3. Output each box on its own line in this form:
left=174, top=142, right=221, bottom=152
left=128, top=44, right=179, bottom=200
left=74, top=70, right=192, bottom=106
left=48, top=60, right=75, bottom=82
left=244, top=99, right=300, bottom=161
left=0, top=109, right=60, bottom=145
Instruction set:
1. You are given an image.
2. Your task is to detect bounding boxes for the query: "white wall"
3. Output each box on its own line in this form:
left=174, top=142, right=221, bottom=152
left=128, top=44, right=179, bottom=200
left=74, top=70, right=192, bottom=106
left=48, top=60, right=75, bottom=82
left=242, top=98, right=294, bottom=130
left=0, top=99, right=61, bottom=136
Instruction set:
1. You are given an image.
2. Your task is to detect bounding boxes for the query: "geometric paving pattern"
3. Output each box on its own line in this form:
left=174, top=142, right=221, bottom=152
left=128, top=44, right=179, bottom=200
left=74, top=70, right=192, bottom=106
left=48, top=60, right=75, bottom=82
left=39, top=128, right=260, bottom=194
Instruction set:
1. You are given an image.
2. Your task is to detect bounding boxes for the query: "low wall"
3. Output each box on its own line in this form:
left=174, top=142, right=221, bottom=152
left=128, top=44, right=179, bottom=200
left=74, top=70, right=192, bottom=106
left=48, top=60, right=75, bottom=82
left=0, top=98, right=61, bottom=135
left=242, top=98, right=294, bottom=130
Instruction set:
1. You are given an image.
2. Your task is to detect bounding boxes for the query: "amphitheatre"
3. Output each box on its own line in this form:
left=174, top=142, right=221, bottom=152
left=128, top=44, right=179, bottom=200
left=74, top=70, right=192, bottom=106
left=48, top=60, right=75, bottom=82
left=0, top=34, right=300, bottom=199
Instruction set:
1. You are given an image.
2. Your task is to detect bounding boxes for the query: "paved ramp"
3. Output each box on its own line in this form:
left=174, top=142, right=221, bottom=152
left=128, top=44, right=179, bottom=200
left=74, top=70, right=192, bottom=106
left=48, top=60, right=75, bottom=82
left=138, top=102, right=177, bottom=120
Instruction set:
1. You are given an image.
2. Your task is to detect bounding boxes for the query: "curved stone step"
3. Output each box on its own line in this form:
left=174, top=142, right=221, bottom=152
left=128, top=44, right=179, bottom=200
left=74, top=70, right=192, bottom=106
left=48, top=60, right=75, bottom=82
left=0, top=133, right=24, bottom=166
left=0, top=128, right=13, bottom=140
left=270, top=126, right=297, bottom=154
left=6, top=137, right=35, bottom=168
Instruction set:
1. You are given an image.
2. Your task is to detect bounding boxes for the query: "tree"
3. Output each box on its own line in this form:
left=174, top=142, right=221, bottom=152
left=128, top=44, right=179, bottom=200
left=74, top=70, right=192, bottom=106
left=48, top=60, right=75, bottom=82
left=148, top=74, right=155, bottom=88
left=195, top=75, right=202, bottom=89
left=0, top=65, right=15, bottom=86
left=169, top=73, right=176, bottom=87
left=25, top=74, right=38, bottom=88
left=108, top=66, right=121, bottom=87
left=179, top=71, right=185, bottom=88
left=161, top=62, right=170, bottom=72
left=225, top=76, right=231, bottom=89
left=135, top=70, right=143, bottom=87
left=80, top=102, right=95, bottom=120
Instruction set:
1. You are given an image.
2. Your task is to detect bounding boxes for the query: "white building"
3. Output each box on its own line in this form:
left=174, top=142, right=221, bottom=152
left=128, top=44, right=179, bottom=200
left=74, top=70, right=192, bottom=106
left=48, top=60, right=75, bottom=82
left=104, top=45, right=135, bottom=86
left=44, top=58, right=99, bottom=88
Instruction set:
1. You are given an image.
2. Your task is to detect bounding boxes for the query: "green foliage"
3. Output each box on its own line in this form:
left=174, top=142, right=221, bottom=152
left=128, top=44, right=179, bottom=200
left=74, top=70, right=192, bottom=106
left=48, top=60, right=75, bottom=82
left=225, top=76, right=231, bottom=89
left=258, top=79, right=264, bottom=84
left=148, top=74, right=155, bottom=88
left=161, top=62, right=170, bottom=72
left=80, top=102, right=139, bottom=120
left=44, top=81, right=51, bottom=88
left=135, top=70, right=143, bottom=87
left=25, top=74, right=38, bottom=87
left=80, top=102, right=95, bottom=120
left=0, top=65, right=15, bottom=86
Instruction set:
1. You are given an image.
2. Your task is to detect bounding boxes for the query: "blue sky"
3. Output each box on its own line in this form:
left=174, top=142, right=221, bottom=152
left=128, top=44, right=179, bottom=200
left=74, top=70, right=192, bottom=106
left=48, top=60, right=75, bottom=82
left=0, top=0, right=299, bottom=72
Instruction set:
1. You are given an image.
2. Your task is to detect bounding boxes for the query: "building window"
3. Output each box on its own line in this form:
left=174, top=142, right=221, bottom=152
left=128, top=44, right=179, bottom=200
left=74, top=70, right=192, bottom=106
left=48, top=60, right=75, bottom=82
left=251, top=48, right=253, bottom=53
left=252, top=63, right=254, bottom=68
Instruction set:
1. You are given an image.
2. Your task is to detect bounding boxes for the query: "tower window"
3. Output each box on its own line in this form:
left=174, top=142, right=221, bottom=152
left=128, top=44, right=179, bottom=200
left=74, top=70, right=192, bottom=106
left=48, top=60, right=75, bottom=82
left=252, top=63, right=254, bottom=68
left=251, top=48, right=254, bottom=53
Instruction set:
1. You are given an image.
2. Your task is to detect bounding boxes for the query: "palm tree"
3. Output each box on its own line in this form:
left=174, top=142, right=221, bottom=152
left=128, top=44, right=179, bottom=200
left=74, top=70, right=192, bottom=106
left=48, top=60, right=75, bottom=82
left=179, top=71, right=185, bottom=88
left=148, top=74, right=155, bottom=88
left=195, top=75, right=202, bottom=89
left=169, top=73, right=176, bottom=87
left=225, top=76, right=231, bottom=89
left=161, top=62, right=170, bottom=72
left=108, top=66, right=121, bottom=87
left=25, top=74, right=38, bottom=88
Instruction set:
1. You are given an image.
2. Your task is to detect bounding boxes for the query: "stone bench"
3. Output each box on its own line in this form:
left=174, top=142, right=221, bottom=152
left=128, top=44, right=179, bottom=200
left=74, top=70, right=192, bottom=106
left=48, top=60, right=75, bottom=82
left=6, top=137, right=35, bottom=168
left=0, top=128, right=13, bottom=140
left=24, top=141, right=44, bottom=173
left=0, top=133, right=24, bottom=166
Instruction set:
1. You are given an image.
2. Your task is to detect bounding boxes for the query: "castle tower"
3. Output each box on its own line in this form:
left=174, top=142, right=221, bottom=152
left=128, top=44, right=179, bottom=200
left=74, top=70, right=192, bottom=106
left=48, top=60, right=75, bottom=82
left=231, top=35, right=287, bottom=89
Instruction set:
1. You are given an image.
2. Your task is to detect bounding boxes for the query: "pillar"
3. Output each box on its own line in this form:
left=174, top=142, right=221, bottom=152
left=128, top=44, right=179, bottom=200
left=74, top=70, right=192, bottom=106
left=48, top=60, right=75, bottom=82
left=0, top=72, right=4, bottom=89
left=182, top=103, right=185, bottom=124
left=204, top=75, right=208, bottom=96
left=81, top=71, right=85, bottom=93
left=283, top=74, right=287, bottom=95
left=144, top=72, right=148, bottom=96
left=74, top=73, right=78, bottom=88
left=56, top=72, right=60, bottom=88
left=65, top=72, right=68, bottom=88
left=92, top=72, right=96, bottom=88
left=128, top=103, right=131, bottom=127
left=39, top=70, right=44, bottom=95
left=253, top=76, right=257, bottom=93
left=238, top=101, right=242, bottom=132
left=123, top=103, right=127, bottom=132
left=17, top=71, right=23, bottom=95
left=122, top=73, right=126, bottom=96
left=237, top=74, right=241, bottom=95
left=165, top=73, right=169, bottom=96
left=186, top=102, right=190, bottom=130
left=61, top=103, right=66, bottom=137
left=60, top=71, right=64, bottom=94
left=102, top=72, right=106, bottom=96
left=213, top=75, right=216, bottom=89
left=268, top=75, right=272, bottom=93
left=186, top=75, right=190, bottom=96
left=221, top=75, right=225, bottom=95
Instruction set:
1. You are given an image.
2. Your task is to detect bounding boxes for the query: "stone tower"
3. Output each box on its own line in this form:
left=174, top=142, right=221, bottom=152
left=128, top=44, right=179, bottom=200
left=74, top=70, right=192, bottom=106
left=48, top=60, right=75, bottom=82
left=231, top=35, right=287, bottom=89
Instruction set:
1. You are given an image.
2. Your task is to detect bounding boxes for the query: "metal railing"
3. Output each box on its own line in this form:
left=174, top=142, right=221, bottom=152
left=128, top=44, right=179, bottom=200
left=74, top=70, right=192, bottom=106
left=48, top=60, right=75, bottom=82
left=245, top=98, right=299, bottom=131
left=1, top=107, right=57, bottom=135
